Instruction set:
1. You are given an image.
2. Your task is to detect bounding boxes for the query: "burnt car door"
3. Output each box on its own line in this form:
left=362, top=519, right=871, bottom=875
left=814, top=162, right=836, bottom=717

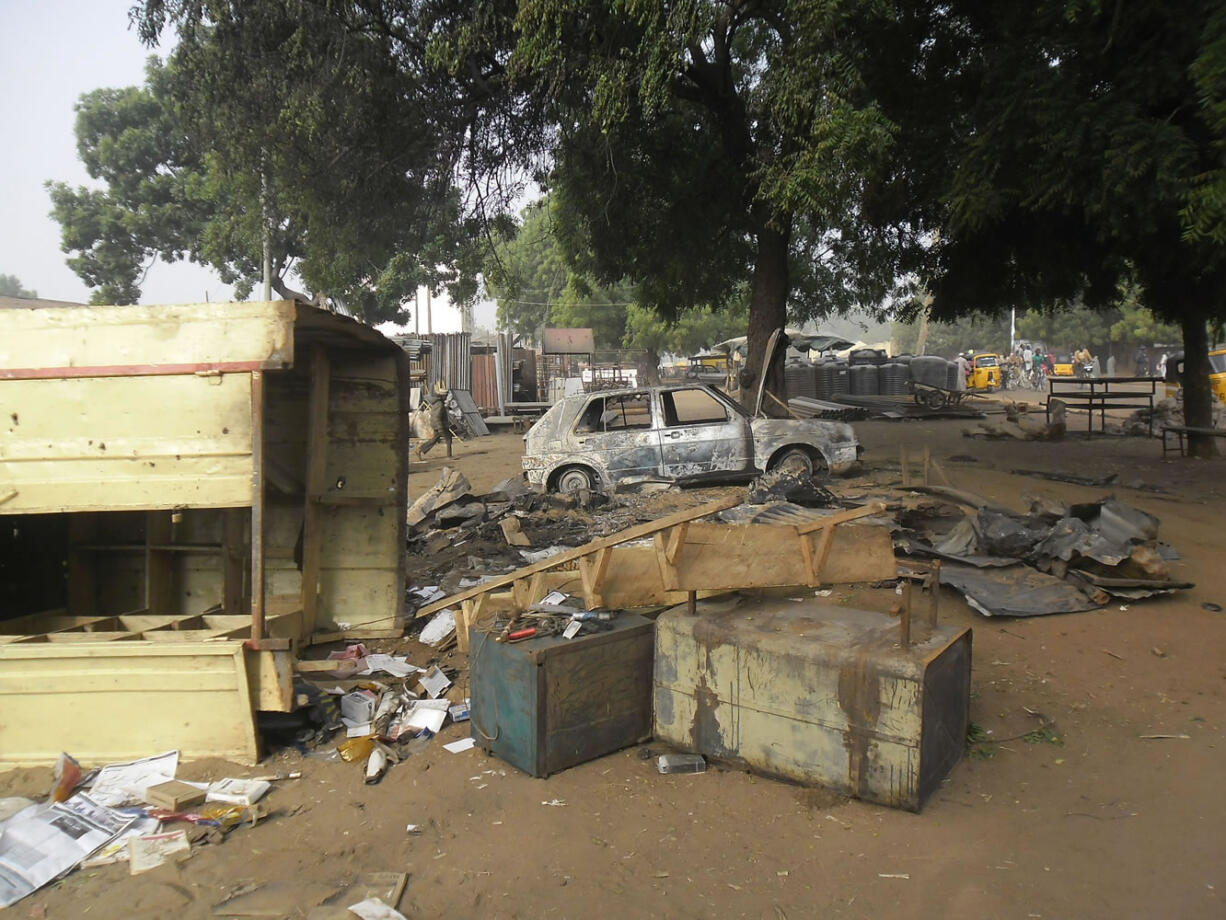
left=572, top=390, right=662, bottom=482
left=656, top=387, right=753, bottom=477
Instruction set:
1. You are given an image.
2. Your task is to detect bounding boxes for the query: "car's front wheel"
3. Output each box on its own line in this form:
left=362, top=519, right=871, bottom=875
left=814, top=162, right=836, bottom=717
left=770, top=447, right=817, bottom=477
left=555, top=466, right=599, bottom=493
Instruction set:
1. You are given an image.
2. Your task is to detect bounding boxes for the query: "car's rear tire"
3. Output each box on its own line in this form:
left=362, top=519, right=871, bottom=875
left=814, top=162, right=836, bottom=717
left=555, top=466, right=599, bottom=493
left=771, top=447, right=817, bottom=477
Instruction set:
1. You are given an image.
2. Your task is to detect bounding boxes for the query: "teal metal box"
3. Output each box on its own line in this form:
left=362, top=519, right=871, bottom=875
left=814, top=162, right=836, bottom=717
left=654, top=594, right=972, bottom=811
left=469, top=613, right=655, bottom=777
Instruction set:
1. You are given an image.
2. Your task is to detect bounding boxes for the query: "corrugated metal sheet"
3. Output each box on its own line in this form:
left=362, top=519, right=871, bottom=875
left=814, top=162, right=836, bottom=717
left=472, top=353, right=499, bottom=412
left=422, top=333, right=472, bottom=391
left=542, top=328, right=595, bottom=354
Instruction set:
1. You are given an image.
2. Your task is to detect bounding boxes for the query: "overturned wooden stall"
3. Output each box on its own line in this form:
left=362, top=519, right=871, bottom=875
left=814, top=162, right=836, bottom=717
left=0, top=300, right=409, bottom=764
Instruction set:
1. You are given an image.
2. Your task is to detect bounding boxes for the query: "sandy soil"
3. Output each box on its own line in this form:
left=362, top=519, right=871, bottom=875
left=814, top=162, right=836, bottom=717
left=5, top=404, right=1226, bottom=919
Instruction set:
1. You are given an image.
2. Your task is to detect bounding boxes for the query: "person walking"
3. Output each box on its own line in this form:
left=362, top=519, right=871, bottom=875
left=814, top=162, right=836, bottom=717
left=1156, top=352, right=1168, bottom=378
left=1135, top=345, right=1149, bottom=377
left=1106, top=353, right=1117, bottom=376
left=413, top=381, right=453, bottom=460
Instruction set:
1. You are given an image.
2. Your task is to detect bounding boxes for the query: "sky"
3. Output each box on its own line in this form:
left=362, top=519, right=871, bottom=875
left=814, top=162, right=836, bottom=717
left=0, top=0, right=490, bottom=332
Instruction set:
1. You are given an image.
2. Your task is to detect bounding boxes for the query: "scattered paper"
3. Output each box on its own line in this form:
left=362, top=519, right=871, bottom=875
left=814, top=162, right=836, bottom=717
left=419, top=609, right=457, bottom=647
left=448, top=700, right=471, bottom=722
left=409, top=585, right=447, bottom=604
left=345, top=721, right=374, bottom=738
left=348, top=896, right=408, bottom=920
left=562, top=620, right=582, bottom=640
left=206, top=778, right=271, bottom=807
left=0, top=793, right=137, bottom=907
left=88, top=751, right=179, bottom=808
left=520, top=545, right=567, bottom=564
left=81, top=817, right=162, bottom=868
left=400, top=704, right=447, bottom=734
left=540, top=590, right=569, bottom=606
left=443, top=738, right=475, bottom=754
left=418, top=665, right=452, bottom=699
left=361, top=654, right=420, bottom=678
left=128, top=829, right=190, bottom=875
left=540, top=799, right=567, bottom=807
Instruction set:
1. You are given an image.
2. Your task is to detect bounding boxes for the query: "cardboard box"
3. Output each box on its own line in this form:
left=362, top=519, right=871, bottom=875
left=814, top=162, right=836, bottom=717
left=144, top=779, right=206, bottom=811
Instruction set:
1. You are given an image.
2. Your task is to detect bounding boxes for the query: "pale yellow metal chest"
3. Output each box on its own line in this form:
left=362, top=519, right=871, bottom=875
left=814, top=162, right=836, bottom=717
left=653, top=594, right=972, bottom=811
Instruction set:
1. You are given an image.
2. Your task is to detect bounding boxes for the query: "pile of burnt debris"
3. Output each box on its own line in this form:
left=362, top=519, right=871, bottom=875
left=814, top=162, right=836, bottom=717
left=893, top=488, right=1192, bottom=617
left=404, top=466, right=1192, bottom=621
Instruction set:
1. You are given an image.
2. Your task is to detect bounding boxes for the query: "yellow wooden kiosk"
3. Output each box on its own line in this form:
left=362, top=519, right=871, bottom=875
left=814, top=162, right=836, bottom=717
left=0, top=299, right=409, bottom=764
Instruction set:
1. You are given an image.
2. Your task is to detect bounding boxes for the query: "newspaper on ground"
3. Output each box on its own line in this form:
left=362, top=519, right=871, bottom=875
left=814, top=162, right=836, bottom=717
left=87, top=751, right=179, bottom=807
left=128, top=829, right=190, bottom=875
left=80, top=816, right=162, bottom=868
left=418, top=609, right=456, bottom=647
left=360, top=654, right=421, bottom=678
left=0, top=793, right=136, bottom=907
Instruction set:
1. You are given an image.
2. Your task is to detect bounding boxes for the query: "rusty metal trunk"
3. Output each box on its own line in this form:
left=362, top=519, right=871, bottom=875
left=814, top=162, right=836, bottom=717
left=653, top=594, right=971, bottom=811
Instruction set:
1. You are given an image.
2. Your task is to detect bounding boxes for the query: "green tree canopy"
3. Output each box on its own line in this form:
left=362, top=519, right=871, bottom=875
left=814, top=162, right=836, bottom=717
left=52, top=9, right=489, bottom=317
left=858, top=0, right=1226, bottom=448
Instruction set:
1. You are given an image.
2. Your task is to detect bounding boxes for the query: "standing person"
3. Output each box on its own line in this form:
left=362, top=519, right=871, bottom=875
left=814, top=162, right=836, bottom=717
left=1022, top=345, right=1034, bottom=370
left=413, top=381, right=453, bottom=460
left=954, top=352, right=970, bottom=391
left=1135, top=344, right=1149, bottom=376
left=1157, top=351, right=1168, bottom=378
left=1106, top=352, right=1117, bottom=376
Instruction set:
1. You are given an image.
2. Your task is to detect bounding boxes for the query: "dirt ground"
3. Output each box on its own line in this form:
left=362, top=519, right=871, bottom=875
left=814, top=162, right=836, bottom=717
left=5, top=397, right=1226, bottom=919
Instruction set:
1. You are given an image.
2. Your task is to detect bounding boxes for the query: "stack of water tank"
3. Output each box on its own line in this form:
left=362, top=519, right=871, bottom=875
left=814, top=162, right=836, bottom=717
left=784, top=361, right=818, bottom=400
left=878, top=361, right=910, bottom=396
left=815, top=359, right=849, bottom=398
left=849, top=364, right=879, bottom=395
left=910, top=355, right=952, bottom=390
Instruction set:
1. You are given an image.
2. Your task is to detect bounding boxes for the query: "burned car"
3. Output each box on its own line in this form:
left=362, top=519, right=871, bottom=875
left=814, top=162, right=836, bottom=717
left=522, top=382, right=859, bottom=492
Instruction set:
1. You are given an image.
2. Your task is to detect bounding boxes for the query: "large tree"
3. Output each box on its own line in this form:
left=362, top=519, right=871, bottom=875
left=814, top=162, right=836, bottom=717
left=512, top=1, right=909, bottom=405
left=857, top=0, right=1226, bottom=454
left=54, top=6, right=490, bottom=317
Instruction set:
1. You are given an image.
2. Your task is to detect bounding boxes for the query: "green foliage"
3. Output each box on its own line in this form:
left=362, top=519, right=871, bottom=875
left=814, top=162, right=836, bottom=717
left=486, top=198, right=746, bottom=352
left=892, top=312, right=1013, bottom=358
left=55, top=4, right=496, bottom=318
left=512, top=0, right=912, bottom=345
left=624, top=301, right=749, bottom=358
left=0, top=275, right=37, bottom=299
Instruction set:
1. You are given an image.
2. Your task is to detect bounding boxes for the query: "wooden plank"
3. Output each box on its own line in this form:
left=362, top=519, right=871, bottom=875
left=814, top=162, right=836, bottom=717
left=244, top=647, right=296, bottom=712
left=414, top=496, right=741, bottom=617
left=0, top=374, right=255, bottom=513
left=664, top=523, right=688, bottom=565
left=250, top=371, right=267, bottom=640
left=301, top=348, right=331, bottom=636
left=0, top=641, right=261, bottom=765
left=67, top=513, right=98, bottom=617
left=793, top=502, right=887, bottom=534
left=223, top=508, right=248, bottom=615
left=665, top=521, right=895, bottom=591
left=811, top=524, right=836, bottom=583
left=652, top=532, right=682, bottom=592
left=579, top=546, right=613, bottom=608
left=145, top=511, right=175, bottom=615
left=0, top=301, right=295, bottom=376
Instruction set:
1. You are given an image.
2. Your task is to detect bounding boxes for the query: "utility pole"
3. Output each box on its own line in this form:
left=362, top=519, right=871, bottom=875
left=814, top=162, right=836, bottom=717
left=414, top=289, right=420, bottom=334
left=426, top=288, right=433, bottom=334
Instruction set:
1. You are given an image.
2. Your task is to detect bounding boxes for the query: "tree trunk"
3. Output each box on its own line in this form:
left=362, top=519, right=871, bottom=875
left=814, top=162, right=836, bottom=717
left=638, top=348, right=661, bottom=386
left=741, top=219, right=791, bottom=413
left=1180, top=313, right=1219, bottom=458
